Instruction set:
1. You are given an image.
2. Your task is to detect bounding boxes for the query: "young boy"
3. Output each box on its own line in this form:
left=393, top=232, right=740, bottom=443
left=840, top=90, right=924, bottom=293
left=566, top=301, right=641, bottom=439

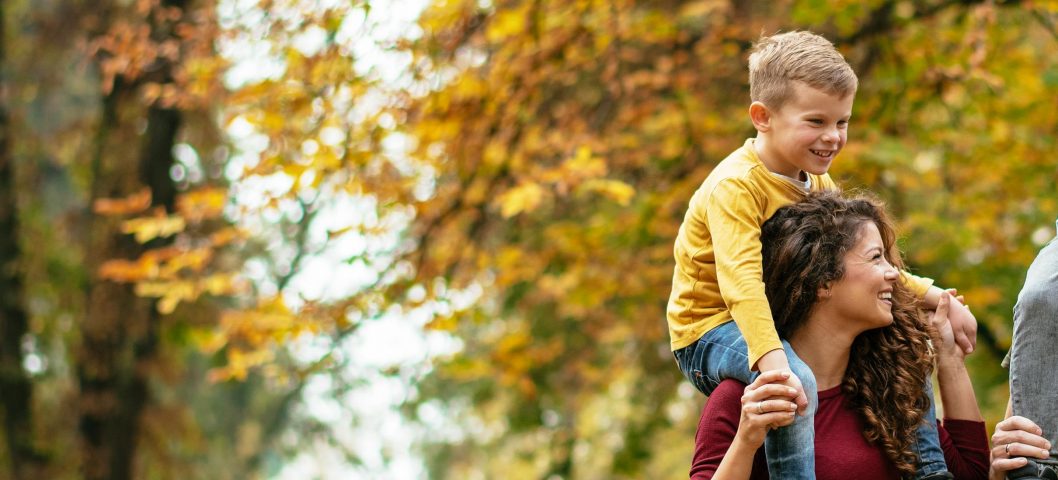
left=668, top=31, right=978, bottom=479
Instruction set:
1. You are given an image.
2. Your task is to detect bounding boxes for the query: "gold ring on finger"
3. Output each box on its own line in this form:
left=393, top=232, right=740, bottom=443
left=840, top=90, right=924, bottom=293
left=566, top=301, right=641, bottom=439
left=1005, top=443, right=1010, bottom=455
left=757, top=402, right=763, bottom=415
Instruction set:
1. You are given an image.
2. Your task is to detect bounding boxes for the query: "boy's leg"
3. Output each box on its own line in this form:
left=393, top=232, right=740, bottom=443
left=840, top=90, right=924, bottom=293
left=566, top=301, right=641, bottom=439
left=762, top=340, right=817, bottom=479
left=1010, top=234, right=1058, bottom=474
left=673, top=321, right=755, bottom=394
left=911, top=378, right=951, bottom=478
left=674, top=322, right=816, bottom=479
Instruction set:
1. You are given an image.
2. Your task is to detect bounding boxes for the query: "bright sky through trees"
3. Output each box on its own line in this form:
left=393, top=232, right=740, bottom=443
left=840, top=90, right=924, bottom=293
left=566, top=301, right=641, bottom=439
left=219, top=0, right=461, bottom=477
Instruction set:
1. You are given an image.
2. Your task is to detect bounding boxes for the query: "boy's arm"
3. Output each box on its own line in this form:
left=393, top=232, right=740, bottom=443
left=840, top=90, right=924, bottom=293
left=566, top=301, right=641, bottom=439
left=706, top=179, right=781, bottom=369
left=902, top=271, right=978, bottom=355
left=707, top=180, right=809, bottom=414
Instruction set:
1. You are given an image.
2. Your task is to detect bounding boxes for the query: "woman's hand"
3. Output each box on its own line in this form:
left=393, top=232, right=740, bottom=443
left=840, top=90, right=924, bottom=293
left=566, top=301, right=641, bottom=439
left=928, top=293, right=963, bottom=361
left=989, top=416, right=1052, bottom=480
left=929, top=292, right=984, bottom=421
left=733, top=370, right=799, bottom=450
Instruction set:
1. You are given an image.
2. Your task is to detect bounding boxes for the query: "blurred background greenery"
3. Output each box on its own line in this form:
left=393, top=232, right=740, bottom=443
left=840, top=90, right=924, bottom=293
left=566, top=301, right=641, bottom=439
left=0, top=0, right=1055, bottom=478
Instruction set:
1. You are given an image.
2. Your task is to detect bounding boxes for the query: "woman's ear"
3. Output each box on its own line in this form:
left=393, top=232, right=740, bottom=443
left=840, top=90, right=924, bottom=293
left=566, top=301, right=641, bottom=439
left=749, top=101, right=772, bottom=132
left=817, top=283, right=832, bottom=300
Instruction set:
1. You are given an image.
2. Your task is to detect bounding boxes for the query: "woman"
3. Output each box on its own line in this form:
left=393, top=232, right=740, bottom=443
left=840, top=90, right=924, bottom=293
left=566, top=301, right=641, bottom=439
left=690, top=192, right=990, bottom=479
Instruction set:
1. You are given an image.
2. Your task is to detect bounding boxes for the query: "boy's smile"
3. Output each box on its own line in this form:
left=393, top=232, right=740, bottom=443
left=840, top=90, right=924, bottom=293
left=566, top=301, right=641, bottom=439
left=750, top=81, right=854, bottom=179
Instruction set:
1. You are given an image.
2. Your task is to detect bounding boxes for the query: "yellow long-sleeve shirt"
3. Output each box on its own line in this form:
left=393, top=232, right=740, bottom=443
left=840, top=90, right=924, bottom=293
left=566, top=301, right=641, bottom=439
left=667, top=138, right=933, bottom=369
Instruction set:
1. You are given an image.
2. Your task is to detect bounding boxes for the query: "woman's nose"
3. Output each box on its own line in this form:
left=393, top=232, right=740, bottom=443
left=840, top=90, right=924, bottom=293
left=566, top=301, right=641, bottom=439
left=883, top=264, right=899, bottom=280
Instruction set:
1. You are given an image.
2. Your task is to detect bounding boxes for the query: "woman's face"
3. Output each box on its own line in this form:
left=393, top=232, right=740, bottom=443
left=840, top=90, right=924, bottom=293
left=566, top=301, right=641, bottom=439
left=826, top=221, right=901, bottom=330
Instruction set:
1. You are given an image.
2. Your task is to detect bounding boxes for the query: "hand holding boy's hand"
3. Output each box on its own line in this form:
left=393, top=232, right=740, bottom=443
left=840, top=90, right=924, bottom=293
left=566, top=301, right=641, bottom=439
left=755, top=349, right=808, bottom=415
left=735, top=370, right=799, bottom=449
left=944, top=288, right=978, bottom=355
left=927, top=294, right=961, bottom=360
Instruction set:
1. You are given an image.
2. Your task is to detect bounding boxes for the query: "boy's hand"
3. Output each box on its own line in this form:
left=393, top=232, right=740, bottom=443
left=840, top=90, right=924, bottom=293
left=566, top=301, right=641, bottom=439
left=754, top=349, right=809, bottom=415
left=781, top=370, right=810, bottom=416
left=944, top=288, right=978, bottom=355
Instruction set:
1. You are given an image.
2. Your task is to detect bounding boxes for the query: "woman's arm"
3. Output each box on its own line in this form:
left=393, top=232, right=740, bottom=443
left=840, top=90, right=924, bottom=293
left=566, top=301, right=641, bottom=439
left=929, top=294, right=990, bottom=478
left=937, top=417, right=990, bottom=478
left=931, top=294, right=983, bottom=421
left=691, top=372, right=798, bottom=479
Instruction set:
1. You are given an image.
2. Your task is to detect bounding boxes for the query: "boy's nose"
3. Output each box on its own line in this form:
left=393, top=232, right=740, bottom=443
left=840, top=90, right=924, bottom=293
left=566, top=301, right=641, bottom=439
left=822, top=128, right=839, bottom=143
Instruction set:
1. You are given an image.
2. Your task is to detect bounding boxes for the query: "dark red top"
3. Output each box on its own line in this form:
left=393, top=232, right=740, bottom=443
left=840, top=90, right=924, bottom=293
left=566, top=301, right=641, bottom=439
left=690, top=379, right=990, bottom=480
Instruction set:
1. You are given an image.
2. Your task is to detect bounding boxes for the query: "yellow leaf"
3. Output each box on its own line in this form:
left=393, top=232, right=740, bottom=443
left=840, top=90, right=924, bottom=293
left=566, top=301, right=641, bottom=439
left=564, top=146, right=608, bottom=179
left=202, top=273, right=241, bottom=296
left=122, top=215, right=186, bottom=243
left=135, top=281, right=173, bottom=297
left=159, top=248, right=213, bottom=277
left=425, top=314, right=457, bottom=331
left=579, top=179, right=636, bottom=206
left=486, top=6, right=528, bottom=42
left=178, top=187, right=228, bottom=222
left=99, top=258, right=157, bottom=282
left=192, top=328, right=227, bottom=354
left=498, top=181, right=545, bottom=218
left=283, top=163, right=307, bottom=182
left=209, top=348, right=274, bottom=382
left=136, top=280, right=195, bottom=314
left=210, top=227, right=247, bottom=247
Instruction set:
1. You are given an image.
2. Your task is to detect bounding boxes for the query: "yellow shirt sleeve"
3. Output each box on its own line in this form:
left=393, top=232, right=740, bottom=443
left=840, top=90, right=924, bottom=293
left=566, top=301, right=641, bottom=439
left=706, top=179, right=783, bottom=369
left=901, top=270, right=935, bottom=298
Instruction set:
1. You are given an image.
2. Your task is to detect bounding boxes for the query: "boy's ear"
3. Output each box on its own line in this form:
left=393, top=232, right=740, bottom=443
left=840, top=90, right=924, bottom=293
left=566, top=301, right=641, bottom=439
left=749, top=101, right=772, bottom=132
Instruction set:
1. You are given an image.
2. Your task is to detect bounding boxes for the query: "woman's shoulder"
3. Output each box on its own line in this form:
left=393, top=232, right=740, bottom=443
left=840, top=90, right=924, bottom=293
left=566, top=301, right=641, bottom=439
left=709, top=378, right=748, bottom=403
left=698, top=379, right=746, bottom=426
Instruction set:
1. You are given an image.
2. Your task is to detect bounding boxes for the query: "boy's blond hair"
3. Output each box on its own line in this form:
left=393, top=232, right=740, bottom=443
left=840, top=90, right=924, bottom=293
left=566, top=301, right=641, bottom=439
left=748, top=31, right=858, bottom=110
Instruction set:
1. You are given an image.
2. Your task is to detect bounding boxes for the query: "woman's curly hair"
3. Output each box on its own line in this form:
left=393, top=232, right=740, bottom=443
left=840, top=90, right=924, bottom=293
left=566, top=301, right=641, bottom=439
left=760, top=191, right=935, bottom=478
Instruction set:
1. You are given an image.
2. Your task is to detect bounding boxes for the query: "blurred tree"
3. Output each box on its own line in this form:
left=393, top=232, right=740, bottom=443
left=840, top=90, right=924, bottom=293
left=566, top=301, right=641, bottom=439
left=2, top=0, right=255, bottom=478
left=76, top=1, right=232, bottom=478
left=0, top=1, right=46, bottom=478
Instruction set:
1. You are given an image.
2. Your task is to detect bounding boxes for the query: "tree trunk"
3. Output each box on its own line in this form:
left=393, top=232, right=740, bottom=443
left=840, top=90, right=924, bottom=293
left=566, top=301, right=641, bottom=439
left=78, top=74, right=149, bottom=480
left=0, top=1, right=45, bottom=478
left=78, top=1, right=186, bottom=478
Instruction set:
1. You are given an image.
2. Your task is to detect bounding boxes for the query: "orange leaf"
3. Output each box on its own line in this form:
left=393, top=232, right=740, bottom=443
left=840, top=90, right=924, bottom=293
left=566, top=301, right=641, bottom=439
left=93, top=189, right=152, bottom=216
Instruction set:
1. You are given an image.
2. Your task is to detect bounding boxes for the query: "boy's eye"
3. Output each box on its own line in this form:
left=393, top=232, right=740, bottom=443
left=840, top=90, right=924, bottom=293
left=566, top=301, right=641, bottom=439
left=808, top=119, right=823, bottom=125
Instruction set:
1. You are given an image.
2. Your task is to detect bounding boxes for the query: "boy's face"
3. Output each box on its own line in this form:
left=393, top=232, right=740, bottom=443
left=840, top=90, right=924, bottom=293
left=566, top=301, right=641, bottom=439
left=752, top=82, right=854, bottom=179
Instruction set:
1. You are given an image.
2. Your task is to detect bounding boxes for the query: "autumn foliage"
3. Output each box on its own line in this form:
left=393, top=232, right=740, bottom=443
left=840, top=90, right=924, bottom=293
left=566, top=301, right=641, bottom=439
left=1, top=0, right=1057, bottom=479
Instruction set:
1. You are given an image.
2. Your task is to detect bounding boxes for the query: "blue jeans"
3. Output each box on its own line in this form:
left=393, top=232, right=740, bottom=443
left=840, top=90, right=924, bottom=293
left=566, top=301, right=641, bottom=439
left=675, top=321, right=948, bottom=478
left=1010, top=224, right=1058, bottom=467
